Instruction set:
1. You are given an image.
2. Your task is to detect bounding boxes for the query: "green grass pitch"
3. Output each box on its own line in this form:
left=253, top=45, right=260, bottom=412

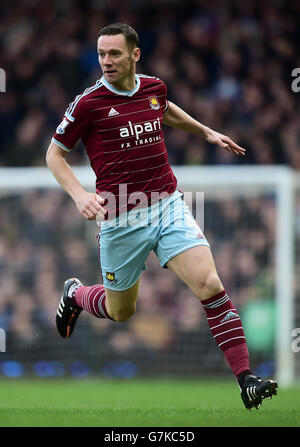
left=0, top=378, right=299, bottom=427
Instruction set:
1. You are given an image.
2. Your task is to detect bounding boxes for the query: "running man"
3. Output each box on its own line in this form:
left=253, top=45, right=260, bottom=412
left=46, top=23, right=277, bottom=410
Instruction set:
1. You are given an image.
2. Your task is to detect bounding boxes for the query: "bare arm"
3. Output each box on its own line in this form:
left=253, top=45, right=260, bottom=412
left=46, top=141, right=106, bottom=221
left=163, top=101, right=246, bottom=156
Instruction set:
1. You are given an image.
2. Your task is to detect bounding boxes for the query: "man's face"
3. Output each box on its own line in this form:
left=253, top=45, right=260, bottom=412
left=97, top=34, right=140, bottom=87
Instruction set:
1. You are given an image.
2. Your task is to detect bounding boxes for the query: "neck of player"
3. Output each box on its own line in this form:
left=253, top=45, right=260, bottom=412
left=110, top=71, right=136, bottom=92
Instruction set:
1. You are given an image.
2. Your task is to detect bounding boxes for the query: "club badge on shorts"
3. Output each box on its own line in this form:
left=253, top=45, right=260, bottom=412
left=106, top=272, right=118, bottom=285
left=148, top=96, right=160, bottom=110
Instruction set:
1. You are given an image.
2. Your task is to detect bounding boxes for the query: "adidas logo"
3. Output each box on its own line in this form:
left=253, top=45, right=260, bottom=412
left=220, top=311, right=239, bottom=323
left=108, top=107, right=119, bottom=117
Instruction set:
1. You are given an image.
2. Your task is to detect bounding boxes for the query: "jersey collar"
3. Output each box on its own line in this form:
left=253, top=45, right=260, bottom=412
left=100, top=74, right=140, bottom=97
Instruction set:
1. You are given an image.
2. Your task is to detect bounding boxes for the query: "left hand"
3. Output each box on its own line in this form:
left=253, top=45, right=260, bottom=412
left=205, top=130, right=246, bottom=156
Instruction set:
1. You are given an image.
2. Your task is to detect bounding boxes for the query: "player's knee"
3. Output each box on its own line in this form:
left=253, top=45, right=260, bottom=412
left=110, top=306, right=136, bottom=322
left=195, top=271, right=223, bottom=301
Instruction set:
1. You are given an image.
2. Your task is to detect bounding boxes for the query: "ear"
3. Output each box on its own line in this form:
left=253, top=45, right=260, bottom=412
left=132, top=47, right=141, bottom=63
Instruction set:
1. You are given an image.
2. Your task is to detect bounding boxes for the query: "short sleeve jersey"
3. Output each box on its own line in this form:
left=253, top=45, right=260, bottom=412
left=52, top=74, right=177, bottom=216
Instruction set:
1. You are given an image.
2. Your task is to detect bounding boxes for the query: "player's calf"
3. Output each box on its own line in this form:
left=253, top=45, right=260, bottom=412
left=104, top=282, right=140, bottom=322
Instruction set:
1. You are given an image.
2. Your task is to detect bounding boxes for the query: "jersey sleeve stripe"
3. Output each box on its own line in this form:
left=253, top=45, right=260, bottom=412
left=137, top=74, right=161, bottom=81
left=64, top=112, right=75, bottom=122
left=66, top=81, right=103, bottom=120
left=51, top=137, right=72, bottom=152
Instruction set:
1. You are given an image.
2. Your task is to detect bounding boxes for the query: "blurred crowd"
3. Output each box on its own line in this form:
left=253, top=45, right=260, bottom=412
left=0, top=0, right=300, bottom=168
left=0, top=188, right=277, bottom=376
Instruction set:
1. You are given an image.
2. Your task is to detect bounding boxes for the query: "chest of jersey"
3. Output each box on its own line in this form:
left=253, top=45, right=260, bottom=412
left=88, top=91, right=165, bottom=152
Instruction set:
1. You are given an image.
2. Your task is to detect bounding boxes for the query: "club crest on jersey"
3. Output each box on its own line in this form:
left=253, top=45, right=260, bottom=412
left=56, top=117, right=70, bottom=134
left=148, top=95, right=160, bottom=110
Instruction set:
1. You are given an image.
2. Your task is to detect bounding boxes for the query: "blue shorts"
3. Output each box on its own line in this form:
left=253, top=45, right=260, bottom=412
left=98, top=190, right=209, bottom=291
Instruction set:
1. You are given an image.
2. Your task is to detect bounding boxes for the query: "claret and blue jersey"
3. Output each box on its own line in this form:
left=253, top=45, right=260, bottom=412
left=52, top=74, right=177, bottom=216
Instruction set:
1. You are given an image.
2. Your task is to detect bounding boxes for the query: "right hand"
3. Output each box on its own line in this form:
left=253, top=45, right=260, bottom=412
left=75, top=192, right=106, bottom=221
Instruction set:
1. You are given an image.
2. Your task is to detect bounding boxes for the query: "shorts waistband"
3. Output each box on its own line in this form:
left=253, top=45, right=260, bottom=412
left=99, top=189, right=183, bottom=229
